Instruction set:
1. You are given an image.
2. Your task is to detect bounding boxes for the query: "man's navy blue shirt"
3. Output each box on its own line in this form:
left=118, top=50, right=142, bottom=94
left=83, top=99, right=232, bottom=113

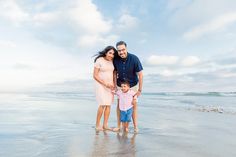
left=113, top=53, right=143, bottom=87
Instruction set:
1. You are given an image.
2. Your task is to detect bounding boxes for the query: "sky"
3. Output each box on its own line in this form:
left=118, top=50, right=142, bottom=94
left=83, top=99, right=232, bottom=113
left=0, top=0, right=236, bottom=92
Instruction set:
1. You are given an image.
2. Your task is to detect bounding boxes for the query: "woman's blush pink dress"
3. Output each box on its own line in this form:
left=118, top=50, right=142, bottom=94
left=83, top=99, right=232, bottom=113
left=94, top=57, right=114, bottom=106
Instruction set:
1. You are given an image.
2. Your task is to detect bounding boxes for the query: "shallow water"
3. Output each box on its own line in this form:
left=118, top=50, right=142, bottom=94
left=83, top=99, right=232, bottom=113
left=0, top=92, right=236, bottom=157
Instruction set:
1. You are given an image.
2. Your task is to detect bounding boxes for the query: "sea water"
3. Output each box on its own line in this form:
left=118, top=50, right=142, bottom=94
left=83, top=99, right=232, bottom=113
left=0, top=92, right=236, bottom=157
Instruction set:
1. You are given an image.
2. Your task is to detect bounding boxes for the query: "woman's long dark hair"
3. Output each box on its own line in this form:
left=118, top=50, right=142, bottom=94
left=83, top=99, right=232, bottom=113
left=94, top=46, right=118, bottom=62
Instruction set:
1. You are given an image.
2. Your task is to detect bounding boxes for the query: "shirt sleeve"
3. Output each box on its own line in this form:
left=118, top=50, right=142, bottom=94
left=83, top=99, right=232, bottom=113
left=94, top=58, right=101, bottom=69
left=130, top=90, right=137, bottom=99
left=134, top=56, right=143, bottom=72
left=116, top=90, right=121, bottom=99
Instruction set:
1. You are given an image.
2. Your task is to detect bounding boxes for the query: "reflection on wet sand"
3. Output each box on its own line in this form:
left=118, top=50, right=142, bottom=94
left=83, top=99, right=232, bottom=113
left=90, top=130, right=137, bottom=157
left=115, top=132, right=137, bottom=157
left=91, top=131, right=111, bottom=157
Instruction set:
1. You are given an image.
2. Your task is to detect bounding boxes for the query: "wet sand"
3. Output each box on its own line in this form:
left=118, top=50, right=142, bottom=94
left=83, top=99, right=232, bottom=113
left=0, top=93, right=236, bottom=157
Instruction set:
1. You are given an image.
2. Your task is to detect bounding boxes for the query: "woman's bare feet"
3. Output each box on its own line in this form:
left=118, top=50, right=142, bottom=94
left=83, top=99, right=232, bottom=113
left=95, top=126, right=103, bottom=131
left=103, top=126, right=112, bottom=131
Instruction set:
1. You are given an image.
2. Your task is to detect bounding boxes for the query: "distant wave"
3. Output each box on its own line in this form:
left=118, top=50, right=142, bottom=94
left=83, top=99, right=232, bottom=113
left=143, top=92, right=236, bottom=97
left=28, top=92, right=95, bottom=100
left=28, top=91, right=236, bottom=99
left=184, top=92, right=221, bottom=97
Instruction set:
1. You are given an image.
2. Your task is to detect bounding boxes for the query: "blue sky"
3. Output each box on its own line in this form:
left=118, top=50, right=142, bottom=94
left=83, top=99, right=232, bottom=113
left=0, top=0, right=236, bottom=92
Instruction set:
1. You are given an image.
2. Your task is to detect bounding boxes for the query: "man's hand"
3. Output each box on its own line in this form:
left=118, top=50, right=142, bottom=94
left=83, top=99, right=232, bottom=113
left=137, top=90, right=141, bottom=97
left=135, top=90, right=142, bottom=97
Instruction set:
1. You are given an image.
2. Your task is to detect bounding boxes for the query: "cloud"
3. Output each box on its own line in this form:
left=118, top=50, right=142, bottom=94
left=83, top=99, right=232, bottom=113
left=213, top=51, right=236, bottom=65
left=183, top=12, right=236, bottom=40
left=159, top=69, right=176, bottom=77
left=166, top=0, right=192, bottom=11
left=145, top=55, right=200, bottom=68
left=117, top=13, right=139, bottom=30
left=0, top=0, right=29, bottom=25
left=144, top=53, right=236, bottom=91
left=32, top=12, right=60, bottom=27
left=0, top=40, right=16, bottom=48
left=144, top=67, right=236, bottom=92
left=0, top=34, right=93, bottom=92
left=12, top=63, right=34, bottom=70
left=146, top=55, right=179, bottom=65
left=68, top=0, right=112, bottom=34
left=220, top=72, right=236, bottom=78
left=181, top=56, right=200, bottom=66
left=0, top=0, right=113, bottom=34
left=144, top=52, right=236, bottom=81
left=0, top=0, right=116, bottom=49
left=78, top=34, right=118, bottom=47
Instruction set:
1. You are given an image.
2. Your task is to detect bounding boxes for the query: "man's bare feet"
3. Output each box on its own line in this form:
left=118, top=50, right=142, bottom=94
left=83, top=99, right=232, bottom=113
left=134, top=127, right=139, bottom=133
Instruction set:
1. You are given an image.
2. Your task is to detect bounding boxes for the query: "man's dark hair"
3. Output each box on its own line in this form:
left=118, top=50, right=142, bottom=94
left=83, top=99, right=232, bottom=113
left=116, top=41, right=127, bottom=47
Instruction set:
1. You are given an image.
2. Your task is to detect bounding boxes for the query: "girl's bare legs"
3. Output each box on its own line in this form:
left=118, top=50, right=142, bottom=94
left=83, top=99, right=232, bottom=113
left=122, top=122, right=125, bottom=132
left=125, top=122, right=129, bottom=132
left=96, top=105, right=104, bottom=130
left=103, top=106, right=111, bottom=130
left=123, top=122, right=129, bottom=132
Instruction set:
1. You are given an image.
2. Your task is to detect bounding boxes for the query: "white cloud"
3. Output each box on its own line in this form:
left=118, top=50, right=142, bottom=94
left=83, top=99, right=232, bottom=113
left=0, top=40, right=16, bottom=48
left=78, top=34, right=118, bottom=47
left=181, top=56, right=200, bottom=66
left=12, top=63, right=34, bottom=70
left=68, top=0, right=112, bottom=34
left=66, top=0, right=117, bottom=48
left=220, top=72, right=236, bottom=78
left=0, top=0, right=29, bottom=24
left=146, top=55, right=179, bottom=65
left=0, top=34, right=92, bottom=92
left=0, top=0, right=115, bottom=48
left=32, top=12, right=60, bottom=27
left=167, top=0, right=191, bottom=11
left=160, top=69, right=175, bottom=77
left=183, top=12, right=236, bottom=40
left=117, top=13, right=139, bottom=30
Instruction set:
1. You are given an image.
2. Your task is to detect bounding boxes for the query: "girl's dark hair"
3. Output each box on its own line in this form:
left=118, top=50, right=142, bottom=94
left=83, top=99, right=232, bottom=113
left=94, top=46, right=118, bottom=62
left=121, top=80, right=130, bottom=87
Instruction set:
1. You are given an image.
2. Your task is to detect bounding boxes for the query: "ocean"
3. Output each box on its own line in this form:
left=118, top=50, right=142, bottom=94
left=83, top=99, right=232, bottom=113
left=0, top=92, right=236, bottom=157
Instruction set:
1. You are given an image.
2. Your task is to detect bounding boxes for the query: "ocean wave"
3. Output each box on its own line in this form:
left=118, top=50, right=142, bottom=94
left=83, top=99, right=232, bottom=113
left=143, top=92, right=236, bottom=97
left=189, top=105, right=236, bottom=115
left=28, top=92, right=95, bottom=100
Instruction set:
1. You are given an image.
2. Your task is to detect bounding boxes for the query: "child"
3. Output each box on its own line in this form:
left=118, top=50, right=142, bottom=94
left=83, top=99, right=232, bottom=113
left=115, top=81, right=137, bottom=132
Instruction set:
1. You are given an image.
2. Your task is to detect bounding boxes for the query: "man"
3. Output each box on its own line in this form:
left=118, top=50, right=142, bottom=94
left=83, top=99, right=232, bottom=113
left=113, top=41, right=143, bottom=133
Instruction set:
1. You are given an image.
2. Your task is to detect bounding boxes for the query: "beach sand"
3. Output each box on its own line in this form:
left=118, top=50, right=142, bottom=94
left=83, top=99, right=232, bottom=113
left=0, top=92, right=236, bottom=157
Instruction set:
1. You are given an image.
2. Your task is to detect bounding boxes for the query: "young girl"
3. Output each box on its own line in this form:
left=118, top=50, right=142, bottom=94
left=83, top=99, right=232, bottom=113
left=115, top=81, right=137, bottom=132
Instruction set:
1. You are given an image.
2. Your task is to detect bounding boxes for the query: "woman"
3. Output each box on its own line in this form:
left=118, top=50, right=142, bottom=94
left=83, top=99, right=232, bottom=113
left=93, top=46, right=118, bottom=131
